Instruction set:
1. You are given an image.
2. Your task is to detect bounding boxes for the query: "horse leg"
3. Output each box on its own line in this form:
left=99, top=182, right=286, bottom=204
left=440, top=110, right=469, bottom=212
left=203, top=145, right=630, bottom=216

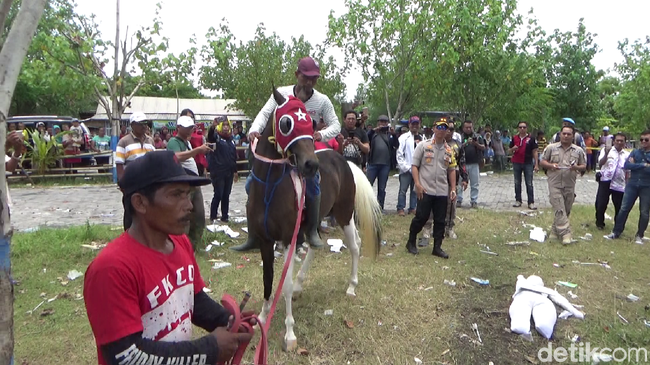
left=257, top=239, right=275, bottom=327
left=293, top=246, right=316, bottom=296
left=282, top=244, right=298, bottom=352
left=343, top=217, right=361, bottom=297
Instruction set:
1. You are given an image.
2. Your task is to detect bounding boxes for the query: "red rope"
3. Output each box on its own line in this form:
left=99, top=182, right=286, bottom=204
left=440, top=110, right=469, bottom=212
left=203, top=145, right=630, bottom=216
left=219, top=172, right=306, bottom=365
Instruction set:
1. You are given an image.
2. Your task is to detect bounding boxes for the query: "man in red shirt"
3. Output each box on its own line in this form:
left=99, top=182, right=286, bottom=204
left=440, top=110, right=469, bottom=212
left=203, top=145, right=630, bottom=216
left=508, top=121, right=539, bottom=210
left=84, top=150, right=253, bottom=365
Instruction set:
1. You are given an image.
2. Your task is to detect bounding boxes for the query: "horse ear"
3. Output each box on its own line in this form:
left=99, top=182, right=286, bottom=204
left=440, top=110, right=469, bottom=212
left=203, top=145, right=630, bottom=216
left=272, top=84, right=286, bottom=106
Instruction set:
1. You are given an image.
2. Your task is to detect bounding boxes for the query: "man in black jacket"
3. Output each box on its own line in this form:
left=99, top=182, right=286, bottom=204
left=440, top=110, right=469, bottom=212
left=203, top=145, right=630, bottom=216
left=207, top=116, right=239, bottom=223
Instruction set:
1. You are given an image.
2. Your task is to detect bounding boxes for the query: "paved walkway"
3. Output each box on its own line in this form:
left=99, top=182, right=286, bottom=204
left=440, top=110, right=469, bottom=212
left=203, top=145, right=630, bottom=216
left=8, top=172, right=599, bottom=232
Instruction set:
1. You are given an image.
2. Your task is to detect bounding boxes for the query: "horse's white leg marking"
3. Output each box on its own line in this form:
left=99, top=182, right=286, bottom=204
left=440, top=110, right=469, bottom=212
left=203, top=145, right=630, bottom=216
left=294, top=246, right=316, bottom=295
left=344, top=217, right=360, bottom=297
left=258, top=299, right=271, bottom=327
left=282, top=246, right=298, bottom=352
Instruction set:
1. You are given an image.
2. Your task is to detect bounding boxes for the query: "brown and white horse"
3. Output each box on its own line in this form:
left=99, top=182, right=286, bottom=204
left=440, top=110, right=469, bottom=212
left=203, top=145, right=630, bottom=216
left=247, top=88, right=382, bottom=351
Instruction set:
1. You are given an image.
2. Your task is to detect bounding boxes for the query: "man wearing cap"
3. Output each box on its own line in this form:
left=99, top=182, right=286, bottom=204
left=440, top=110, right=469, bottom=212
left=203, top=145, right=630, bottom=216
left=396, top=115, right=422, bottom=216
left=599, top=126, right=613, bottom=147
left=84, top=150, right=255, bottom=365
left=167, top=116, right=212, bottom=250
left=551, top=118, right=586, bottom=151
left=406, top=119, right=457, bottom=257
left=243, top=56, right=340, bottom=251
left=116, top=112, right=156, bottom=231
left=366, top=115, right=393, bottom=211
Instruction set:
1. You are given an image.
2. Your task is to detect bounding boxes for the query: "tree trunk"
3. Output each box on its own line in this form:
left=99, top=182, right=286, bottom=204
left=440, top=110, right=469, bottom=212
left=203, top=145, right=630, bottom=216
left=110, top=0, right=120, bottom=183
left=0, top=1, right=48, bottom=363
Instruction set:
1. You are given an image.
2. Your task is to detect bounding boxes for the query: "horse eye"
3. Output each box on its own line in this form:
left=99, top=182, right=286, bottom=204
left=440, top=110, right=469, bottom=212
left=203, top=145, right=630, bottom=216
left=279, top=115, right=294, bottom=136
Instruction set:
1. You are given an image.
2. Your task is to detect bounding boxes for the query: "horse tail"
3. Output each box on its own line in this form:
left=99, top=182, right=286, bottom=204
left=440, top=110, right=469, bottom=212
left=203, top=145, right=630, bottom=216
left=347, top=161, right=383, bottom=259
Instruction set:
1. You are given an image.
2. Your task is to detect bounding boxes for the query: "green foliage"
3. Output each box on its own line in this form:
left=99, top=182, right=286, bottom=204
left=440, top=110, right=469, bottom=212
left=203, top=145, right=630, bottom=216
left=542, top=19, right=604, bottom=131
left=614, top=37, right=650, bottom=136
left=327, top=0, right=434, bottom=123
left=24, top=130, right=68, bottom=175
left=199, top=22, right=345, bottom=119
left=8, top=0, right=99, bottom=116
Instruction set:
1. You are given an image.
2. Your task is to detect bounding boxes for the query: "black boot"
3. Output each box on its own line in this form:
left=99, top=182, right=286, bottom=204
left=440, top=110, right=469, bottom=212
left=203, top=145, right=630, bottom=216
left=432, top=239, right=449, bottom=259
left=305, top=194, right=325, bottom=249
left=229, top=236, right=259, bottom=252
left=406, top=235, right=419, bottom=255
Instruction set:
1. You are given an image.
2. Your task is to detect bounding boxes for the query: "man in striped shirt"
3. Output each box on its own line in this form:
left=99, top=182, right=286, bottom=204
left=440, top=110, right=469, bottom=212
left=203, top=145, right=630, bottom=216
left=116, top=112, right=156, bottom=230
left=235, top=57, right=340, bottom=252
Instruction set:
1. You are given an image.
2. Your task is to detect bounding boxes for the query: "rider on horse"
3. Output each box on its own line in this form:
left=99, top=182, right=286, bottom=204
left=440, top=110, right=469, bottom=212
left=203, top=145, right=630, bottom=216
left=230, top=57, right=341, bottom=252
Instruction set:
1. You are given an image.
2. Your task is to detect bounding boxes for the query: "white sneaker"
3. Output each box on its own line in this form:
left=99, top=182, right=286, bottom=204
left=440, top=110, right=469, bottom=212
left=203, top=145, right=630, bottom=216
left=635, top=235, right=644, bottom=245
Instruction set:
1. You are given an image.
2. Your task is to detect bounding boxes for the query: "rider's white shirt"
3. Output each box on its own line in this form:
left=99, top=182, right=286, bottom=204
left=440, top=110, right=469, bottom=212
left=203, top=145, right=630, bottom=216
left=250, top=85, right=341, bottom=142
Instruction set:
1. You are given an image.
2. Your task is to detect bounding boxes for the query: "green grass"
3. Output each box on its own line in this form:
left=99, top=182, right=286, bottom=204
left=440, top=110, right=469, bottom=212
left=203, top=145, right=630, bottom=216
left=10, top=206, right=650, bottom=364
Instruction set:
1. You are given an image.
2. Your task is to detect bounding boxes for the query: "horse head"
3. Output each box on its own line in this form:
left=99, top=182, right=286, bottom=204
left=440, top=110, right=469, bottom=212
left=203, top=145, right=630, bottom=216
left=262, top=87, right=319, bottom=178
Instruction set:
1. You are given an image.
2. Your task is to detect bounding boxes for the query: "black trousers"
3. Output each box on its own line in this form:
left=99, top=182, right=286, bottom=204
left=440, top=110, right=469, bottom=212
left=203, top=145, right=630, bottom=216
left=409, top=194, right=448, bottom=243
left=595, top=180, right=624, bottom=228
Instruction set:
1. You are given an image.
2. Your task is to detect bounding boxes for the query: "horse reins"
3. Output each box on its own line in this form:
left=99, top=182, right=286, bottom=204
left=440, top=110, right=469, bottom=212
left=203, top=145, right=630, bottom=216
left=218, top=139, right=305, bottom=365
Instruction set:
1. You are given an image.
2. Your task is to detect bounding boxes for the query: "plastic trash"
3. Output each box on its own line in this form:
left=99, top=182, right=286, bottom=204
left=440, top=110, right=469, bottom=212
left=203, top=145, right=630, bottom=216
left=212, top=262, right=232, bottom=269
left=556, top=281, right=578, bottom=288
left=470, top=277, right=489, bottom=285
left=327, top=239, right=346, bottom=253
left=443, top=279, right=456, bottom=287
left=67, top=270, right=83, bottom=281
left=529, top=227, right=546, bottom=243
left=324, top=309, right=333, bottom=316
left=626, top=294, right=639, bottom=302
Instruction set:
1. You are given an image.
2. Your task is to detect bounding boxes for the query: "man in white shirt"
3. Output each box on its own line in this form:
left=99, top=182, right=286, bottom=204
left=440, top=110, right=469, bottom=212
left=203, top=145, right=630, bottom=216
left=396, top=116, right=421, bottom=216
left=595, top=132, right=629, bottom=230
left=240, top=57, right=340, bottom=251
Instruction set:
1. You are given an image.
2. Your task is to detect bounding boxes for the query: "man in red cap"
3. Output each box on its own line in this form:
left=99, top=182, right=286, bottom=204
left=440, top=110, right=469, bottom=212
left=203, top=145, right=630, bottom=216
left=234, top=57, right=340, bottom=252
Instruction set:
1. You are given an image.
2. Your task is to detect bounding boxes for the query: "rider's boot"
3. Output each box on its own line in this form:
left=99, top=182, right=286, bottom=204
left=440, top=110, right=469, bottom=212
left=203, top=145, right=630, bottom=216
left=229, top=235, right=259, bottom=252
left=305, top=193, right=325, bottom=249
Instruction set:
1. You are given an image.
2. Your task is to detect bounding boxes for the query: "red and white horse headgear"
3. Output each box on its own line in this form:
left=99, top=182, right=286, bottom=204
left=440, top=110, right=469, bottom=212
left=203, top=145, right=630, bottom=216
left=273, top=95, right=314, bottom=155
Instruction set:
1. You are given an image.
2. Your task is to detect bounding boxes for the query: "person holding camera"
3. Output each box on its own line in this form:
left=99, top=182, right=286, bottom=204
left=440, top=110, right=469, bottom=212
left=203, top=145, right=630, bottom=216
left=206, top=116, right=239, bottom=224
left=595, top=133, right=628, bottom=230
left=166, top=116, right=212, bottom=250
left=366, top=115, right=392, bottom=211
left=341, top=110, right=369, bottom=168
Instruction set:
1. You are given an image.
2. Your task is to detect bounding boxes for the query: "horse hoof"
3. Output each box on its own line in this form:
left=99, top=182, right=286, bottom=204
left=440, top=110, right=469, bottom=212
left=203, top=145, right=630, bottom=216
left=282, top=338, right=298, bottom=352
left=346, top=288, right=357, bottom=297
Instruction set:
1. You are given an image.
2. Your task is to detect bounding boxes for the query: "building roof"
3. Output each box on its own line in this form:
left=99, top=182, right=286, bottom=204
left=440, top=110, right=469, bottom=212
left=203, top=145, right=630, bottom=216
left=91, top=96, right=251, bottom=122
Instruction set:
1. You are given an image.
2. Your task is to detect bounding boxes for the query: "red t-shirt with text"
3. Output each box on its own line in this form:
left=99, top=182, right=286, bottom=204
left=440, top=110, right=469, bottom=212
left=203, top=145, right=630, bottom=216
left=83, top=232, right=205, bottom=364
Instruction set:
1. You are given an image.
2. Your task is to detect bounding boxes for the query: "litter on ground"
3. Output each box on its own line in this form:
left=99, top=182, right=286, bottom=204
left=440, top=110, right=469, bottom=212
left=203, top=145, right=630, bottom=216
left=212, top=262, right=232, bottom=269
left=206, top=224, right=240, bottom=238
left=67, top=270, right=83, bottom=281
left=529, top=227, right=546, bottom=243
left=327, top=239, right=346, bottom=253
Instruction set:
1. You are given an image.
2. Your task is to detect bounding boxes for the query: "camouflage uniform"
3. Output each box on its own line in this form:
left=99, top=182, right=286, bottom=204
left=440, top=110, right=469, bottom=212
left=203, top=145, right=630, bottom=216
left=541, top=142, right=587, bottom=239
